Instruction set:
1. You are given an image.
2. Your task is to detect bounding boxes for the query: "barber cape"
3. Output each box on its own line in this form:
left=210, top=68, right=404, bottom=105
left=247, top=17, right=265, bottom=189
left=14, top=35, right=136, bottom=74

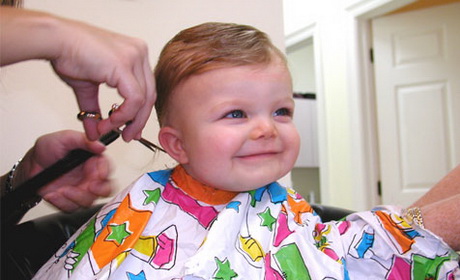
left=34, top=165, right=459, bottom=279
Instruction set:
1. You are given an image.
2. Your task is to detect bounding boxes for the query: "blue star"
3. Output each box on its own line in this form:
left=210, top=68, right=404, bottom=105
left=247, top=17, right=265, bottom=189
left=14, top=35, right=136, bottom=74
left=267, top=182, right=287, bottom=204
left=148, top=169, right=172, bottom=185
left=126, top=270, right=147, bottom=280
left=226, top=201, right=241, bottom=212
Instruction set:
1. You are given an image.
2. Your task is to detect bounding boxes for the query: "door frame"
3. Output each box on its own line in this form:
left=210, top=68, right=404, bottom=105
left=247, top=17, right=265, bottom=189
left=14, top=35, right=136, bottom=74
left=344, top=0, right=418, bottom=208
left=285, top=23, right=333, bottom=206
left=285, top=0, right=419, bottom=209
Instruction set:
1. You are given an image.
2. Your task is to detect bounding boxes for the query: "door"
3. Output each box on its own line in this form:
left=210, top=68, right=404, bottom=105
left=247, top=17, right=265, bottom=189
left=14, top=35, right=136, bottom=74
left=372, top=3, right=460, bottom=206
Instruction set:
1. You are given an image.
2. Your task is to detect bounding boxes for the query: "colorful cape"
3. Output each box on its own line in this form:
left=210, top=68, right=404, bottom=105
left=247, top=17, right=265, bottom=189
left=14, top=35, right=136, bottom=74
left=33, top=165, right=459, bottom=279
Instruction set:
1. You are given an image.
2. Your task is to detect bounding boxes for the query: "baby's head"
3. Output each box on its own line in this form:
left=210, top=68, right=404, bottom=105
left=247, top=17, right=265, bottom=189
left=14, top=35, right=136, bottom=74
left=155, top=22, right=300, bottom=192
left=155, top=22, right=286, bottom=126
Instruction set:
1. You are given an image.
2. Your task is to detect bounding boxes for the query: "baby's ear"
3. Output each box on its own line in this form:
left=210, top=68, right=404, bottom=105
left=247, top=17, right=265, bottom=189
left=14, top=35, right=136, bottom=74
left=158, top=126, right=189, bottom=164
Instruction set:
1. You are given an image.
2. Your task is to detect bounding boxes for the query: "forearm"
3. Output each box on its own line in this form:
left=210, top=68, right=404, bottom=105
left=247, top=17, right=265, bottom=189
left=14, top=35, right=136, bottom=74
left=420, top=194, right=460, bottom=251
left=410, top=165, right=460, bottom=250
left=0, top=7, right=64, bottom=65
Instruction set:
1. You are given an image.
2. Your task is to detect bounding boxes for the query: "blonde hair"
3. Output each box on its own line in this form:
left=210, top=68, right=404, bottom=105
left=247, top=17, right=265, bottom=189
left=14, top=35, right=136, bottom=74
left=154, top=22, right=285, bottom=126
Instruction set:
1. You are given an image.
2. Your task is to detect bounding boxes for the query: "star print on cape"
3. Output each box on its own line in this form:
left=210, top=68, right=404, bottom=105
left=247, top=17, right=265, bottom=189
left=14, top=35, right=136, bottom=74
left=126, top=270, right=147, bottom=280
left=106, top=222, right=132, bottom=246
left=31, top=167, right=460, bottom=280
left=91, top=194, right=152, bottom=269
left=226, top=201, right=241, bottom=212
left=213, top=257, right=238, bottom=280
left=258, top=207, right=276, bottom=231
left=143, top=188, right=161, bottom=206
left=249, top=182, right=286, bottom=207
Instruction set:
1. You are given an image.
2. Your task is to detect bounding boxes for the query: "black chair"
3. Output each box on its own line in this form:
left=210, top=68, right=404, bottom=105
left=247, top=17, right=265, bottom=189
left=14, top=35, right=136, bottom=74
left=1, top=203, right=353, bottom=280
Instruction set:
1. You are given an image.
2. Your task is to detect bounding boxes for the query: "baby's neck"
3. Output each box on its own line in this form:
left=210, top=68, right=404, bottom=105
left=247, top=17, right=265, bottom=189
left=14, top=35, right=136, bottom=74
left=172, top=165, right=238, bottom=205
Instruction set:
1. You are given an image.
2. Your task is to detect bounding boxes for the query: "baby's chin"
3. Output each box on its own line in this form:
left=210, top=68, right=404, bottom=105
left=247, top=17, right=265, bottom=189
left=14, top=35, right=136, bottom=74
left=217, top=178, right=281, bottom=193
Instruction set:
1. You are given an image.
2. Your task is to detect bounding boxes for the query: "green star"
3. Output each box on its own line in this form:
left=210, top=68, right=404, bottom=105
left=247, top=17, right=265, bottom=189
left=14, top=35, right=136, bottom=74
left=143, top=188, right=161, bottom=205
left=213, top=257, right=238, bottom=280
left=106, top=222, right=131, bottom=246
left=248, top=189, right=257, bottom=207
left=258, top=207, right=276, bottom=231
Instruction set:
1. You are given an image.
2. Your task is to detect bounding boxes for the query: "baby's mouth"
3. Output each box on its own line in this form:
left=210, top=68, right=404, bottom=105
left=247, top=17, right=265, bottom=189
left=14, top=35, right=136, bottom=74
left=236, top=150, right=279, bottom=160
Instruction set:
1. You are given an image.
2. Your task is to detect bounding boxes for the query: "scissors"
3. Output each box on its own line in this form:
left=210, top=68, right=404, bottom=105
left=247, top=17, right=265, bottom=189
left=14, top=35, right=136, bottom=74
left=77, top=104, right=165, bottom=153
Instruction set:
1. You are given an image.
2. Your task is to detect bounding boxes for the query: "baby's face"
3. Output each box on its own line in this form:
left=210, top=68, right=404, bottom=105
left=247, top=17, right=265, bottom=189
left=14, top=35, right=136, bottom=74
left=164, top=59, right=300, bottom=192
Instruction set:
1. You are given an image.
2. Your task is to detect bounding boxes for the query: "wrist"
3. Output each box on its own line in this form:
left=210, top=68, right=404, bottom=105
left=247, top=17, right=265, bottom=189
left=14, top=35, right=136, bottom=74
left=401, top=207, right=425, bottom=229
left=1, top=156, right=42, bottom=225
left=8, top=148, right=38, bottom=191
left=1, top=159, right=22, bottom=197
left=27, top=10, right=66, bottom=61
left=5, top=158, right=22, bottom=193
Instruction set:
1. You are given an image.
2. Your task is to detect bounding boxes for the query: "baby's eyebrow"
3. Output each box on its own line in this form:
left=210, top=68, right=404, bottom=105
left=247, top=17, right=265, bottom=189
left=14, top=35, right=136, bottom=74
left=209, top=99, right=244, bottom=111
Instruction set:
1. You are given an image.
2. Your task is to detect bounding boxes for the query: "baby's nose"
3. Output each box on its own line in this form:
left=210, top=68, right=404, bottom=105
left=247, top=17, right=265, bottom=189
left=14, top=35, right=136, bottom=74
left=249, top=118, right=278, bottom=140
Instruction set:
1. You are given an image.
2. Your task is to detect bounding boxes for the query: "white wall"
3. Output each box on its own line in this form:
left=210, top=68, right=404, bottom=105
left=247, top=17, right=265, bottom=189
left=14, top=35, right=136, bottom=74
left=283, top=0, right=320, bottom=36
left=0, top=0, right=285, bottom=220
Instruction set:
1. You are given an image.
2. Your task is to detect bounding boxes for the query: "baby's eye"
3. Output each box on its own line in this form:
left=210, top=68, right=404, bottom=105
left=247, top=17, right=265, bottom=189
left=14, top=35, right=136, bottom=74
left=224, top=110, right=246, bottom=119
left=273, top=108, right=292, bottom=117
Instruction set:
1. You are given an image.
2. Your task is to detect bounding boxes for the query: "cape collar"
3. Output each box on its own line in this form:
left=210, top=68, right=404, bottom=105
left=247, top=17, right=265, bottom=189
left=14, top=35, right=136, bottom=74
left=171, top=165, right=238, bottom=205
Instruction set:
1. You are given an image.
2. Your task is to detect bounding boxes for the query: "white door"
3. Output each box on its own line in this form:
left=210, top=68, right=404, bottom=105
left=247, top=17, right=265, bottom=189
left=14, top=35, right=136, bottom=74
left=372, top=3, right=460, bottom=207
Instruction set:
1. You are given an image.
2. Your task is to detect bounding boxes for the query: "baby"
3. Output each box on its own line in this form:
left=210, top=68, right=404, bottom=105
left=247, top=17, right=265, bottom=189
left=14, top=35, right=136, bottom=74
left=34, top=22, right=459, bottom=279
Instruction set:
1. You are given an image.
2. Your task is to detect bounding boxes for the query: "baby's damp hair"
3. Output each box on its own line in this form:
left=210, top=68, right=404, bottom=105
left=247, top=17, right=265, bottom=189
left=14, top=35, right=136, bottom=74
left=154, top=22, right=285, bottom=126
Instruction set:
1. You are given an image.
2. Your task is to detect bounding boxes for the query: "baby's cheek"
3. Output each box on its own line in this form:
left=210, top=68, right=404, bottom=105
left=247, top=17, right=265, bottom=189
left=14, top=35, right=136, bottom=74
left=212, top=131, right=243, bottom=152
left=286, top=127, right=301, bottom=152
left=283, top=130, right=301, bottom=169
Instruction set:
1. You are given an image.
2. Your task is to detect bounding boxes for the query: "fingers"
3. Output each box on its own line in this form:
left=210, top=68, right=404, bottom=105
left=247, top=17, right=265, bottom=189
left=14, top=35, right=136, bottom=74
left=42, top=180, right=112, bottom=212
left=73, top=84, right=102, bottom=141
left=96, top=41, right=156, bottom=141
left=46, top=130, right=106, bottom=156
left=41, top=178, right=113, bottom=212
left=122, top=48, right=156, bottom=141
left=31, top=130, right=103, bottom=173
left=88, top=180, right=113, bottom=197
left=46, top=17, right=155, bottom=141
left=39, top=149, right=113, bottom=212
left=82, top=118, right=102, bottom=142
left=77, top=59, right=155, bottom=142
left=43, top=188, right=97, bottom=212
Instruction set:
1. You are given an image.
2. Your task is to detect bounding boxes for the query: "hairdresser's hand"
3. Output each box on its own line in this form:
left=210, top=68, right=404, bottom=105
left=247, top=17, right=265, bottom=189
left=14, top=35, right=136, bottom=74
left=51, top=19, right=156, bottom=142
left=15, top=130, right=114, bottom=212
left=52, top=21, right=156, bottom=141
left=0, top=7, right=156, bottom=142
